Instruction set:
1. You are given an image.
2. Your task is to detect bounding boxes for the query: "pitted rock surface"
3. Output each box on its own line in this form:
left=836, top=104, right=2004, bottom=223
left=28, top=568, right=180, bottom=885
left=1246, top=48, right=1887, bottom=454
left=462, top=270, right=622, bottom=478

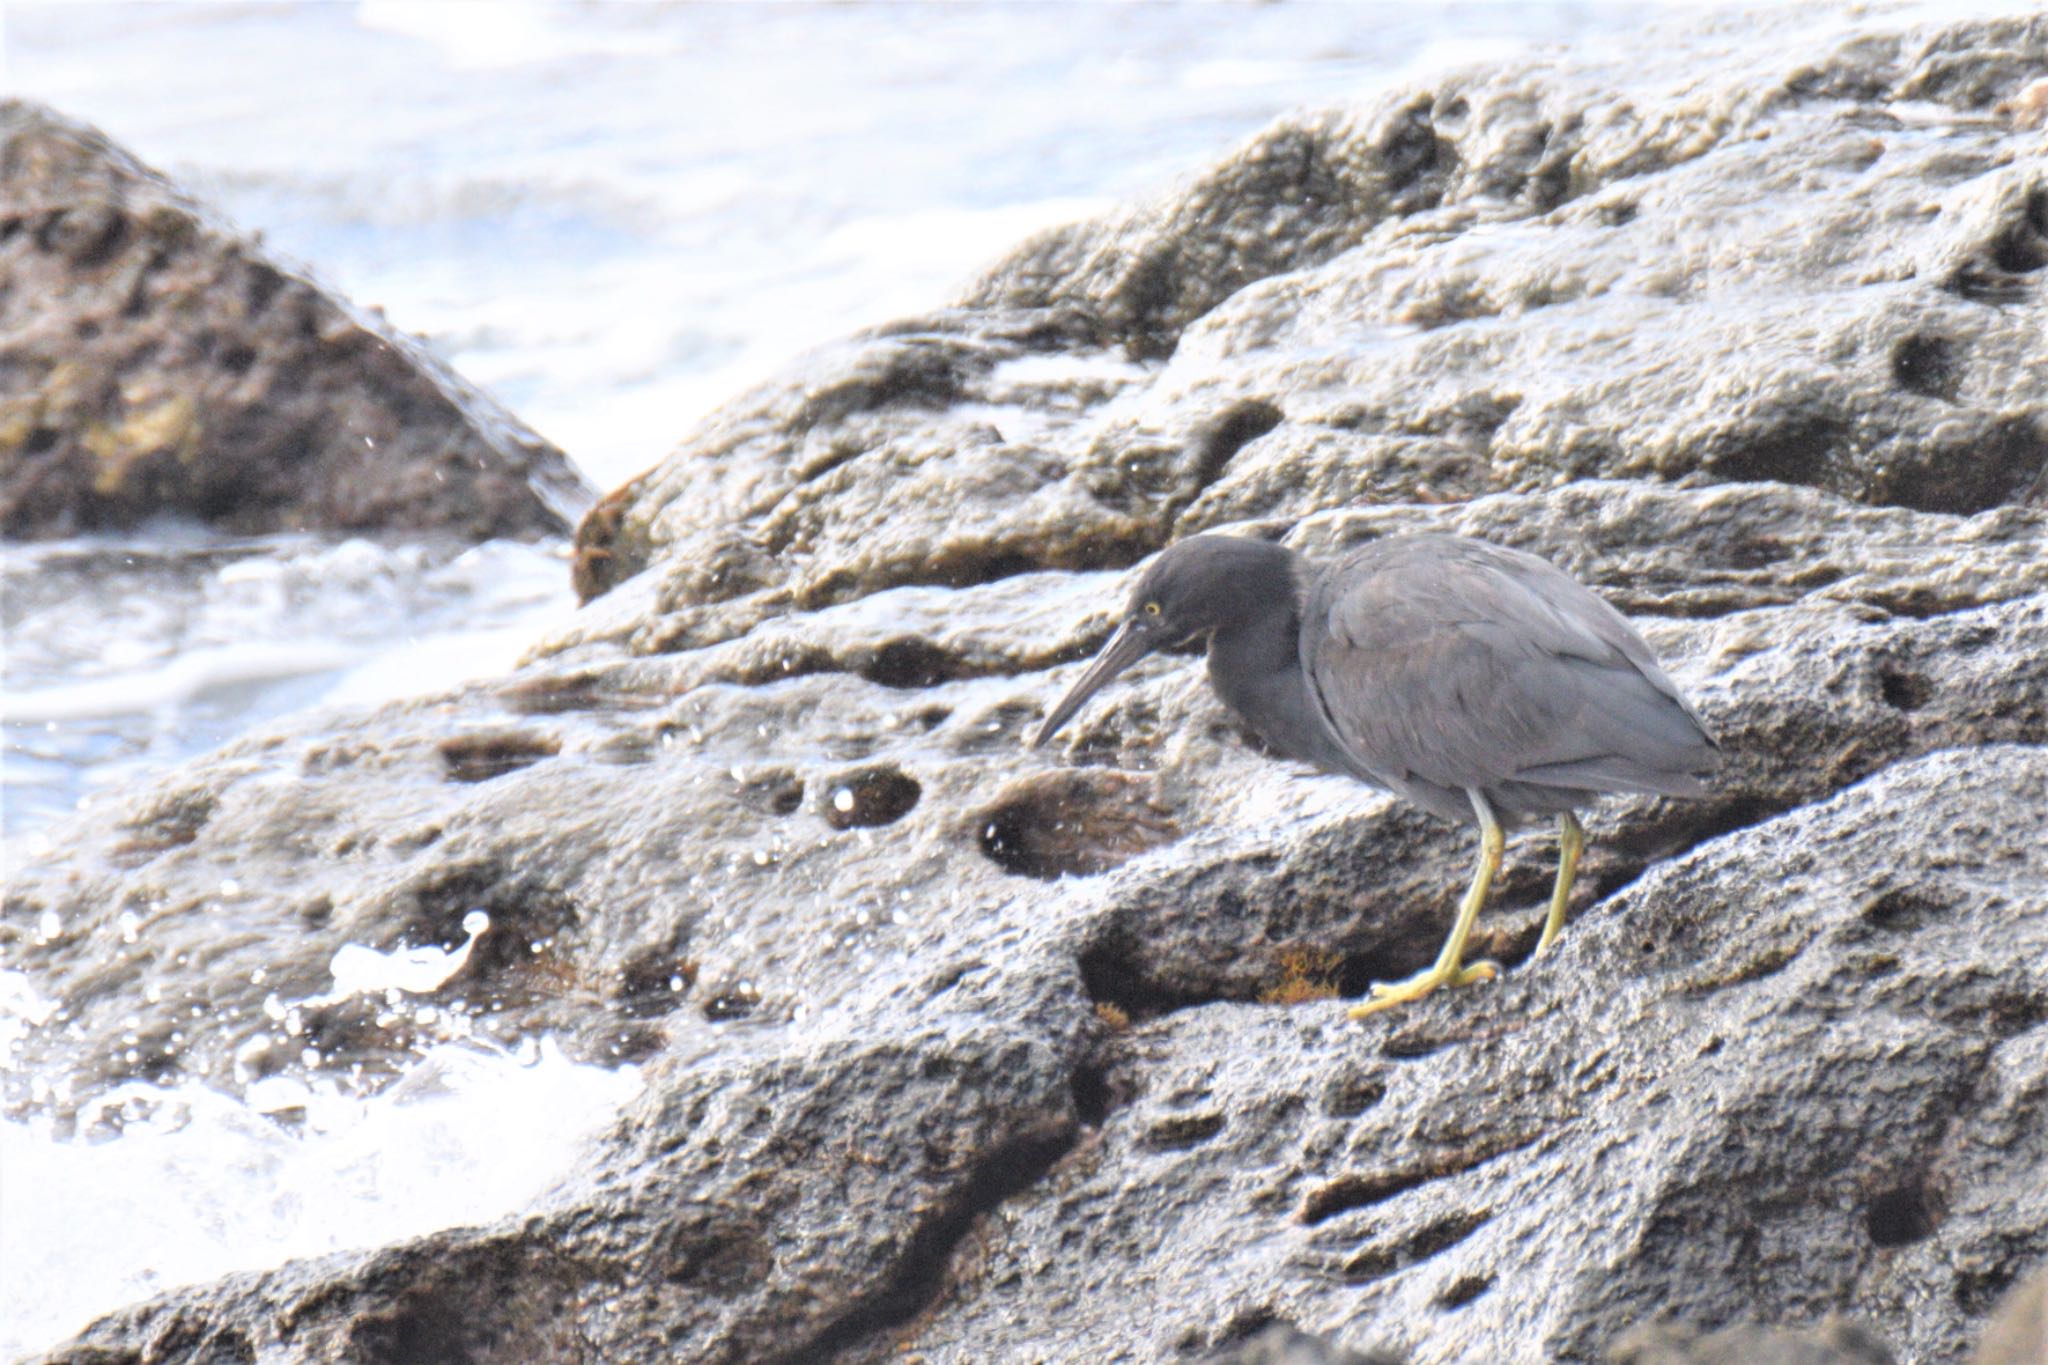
left=7, top=8, right=2048, bottom=1364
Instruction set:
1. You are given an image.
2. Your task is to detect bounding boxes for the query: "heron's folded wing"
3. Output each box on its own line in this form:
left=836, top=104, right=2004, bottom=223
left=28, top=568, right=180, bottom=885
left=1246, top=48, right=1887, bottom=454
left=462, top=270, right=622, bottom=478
left=1303, top=539, right=1715, bottom=797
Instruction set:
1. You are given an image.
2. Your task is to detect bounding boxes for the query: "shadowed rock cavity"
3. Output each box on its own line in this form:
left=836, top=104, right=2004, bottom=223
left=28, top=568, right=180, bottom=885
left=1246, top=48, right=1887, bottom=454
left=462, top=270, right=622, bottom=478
left=9, top=8, right=2048, bottom=1364
left=821, top=764, right=922, bottom=828
left=974, top=768, right=1181, bottom=879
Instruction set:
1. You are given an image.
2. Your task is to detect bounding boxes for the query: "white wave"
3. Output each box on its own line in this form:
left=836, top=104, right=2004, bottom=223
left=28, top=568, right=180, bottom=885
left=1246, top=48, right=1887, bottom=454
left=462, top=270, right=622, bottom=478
left=0, top=1031, right=641, bottom=1360
left=1, top=641, right=367, bottom=723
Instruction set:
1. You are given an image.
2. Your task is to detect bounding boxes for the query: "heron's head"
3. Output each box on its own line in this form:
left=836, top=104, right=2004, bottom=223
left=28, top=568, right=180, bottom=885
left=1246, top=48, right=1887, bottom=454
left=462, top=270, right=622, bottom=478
left=1030, top=535, right=1295, bottom=747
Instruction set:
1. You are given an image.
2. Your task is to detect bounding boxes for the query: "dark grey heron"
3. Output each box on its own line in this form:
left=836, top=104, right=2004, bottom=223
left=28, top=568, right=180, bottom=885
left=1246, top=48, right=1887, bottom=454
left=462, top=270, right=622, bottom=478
left=1031, top=533, right=1717, bottom=1016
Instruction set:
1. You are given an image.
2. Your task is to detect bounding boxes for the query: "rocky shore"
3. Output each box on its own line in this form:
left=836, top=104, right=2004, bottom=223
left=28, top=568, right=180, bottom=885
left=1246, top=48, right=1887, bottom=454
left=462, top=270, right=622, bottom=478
left=5, top=7, right=2045, bottom=1363
left=0, top=101, right=592, bottom=541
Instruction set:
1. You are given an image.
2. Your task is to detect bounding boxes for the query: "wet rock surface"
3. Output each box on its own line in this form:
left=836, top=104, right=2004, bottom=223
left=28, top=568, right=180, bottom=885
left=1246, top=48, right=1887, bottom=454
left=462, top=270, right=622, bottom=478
left=7, top=8, right=2048, bottom=1364
left=0, top=100, right=592, bottom=540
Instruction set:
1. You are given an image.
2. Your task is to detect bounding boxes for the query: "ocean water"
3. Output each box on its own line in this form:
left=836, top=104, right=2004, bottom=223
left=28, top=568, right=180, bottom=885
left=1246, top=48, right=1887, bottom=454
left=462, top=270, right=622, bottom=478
left=0, top=2, right=1654, bottom=1355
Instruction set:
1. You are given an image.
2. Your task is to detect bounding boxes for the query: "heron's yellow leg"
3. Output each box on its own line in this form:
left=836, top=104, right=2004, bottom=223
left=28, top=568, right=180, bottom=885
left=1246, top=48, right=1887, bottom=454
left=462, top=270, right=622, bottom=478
left=1534, top=810, right=1585, bottom=958
left=1350, top=792, right=1506, bottom=1018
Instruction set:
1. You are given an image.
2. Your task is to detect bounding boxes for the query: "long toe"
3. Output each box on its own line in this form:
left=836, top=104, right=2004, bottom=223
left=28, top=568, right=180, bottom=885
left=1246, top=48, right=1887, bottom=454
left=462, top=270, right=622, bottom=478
left=1346, top=959, right=1498, bottom=1018
left=1452, top=959, right=1499, bottom=986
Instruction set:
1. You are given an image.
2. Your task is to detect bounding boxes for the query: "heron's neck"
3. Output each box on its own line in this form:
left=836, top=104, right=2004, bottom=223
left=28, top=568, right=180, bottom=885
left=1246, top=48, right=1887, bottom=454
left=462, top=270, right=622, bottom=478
left=1206, top=595, right=1301, bottom=692
left=1203, top=552, right=1327, bottom=765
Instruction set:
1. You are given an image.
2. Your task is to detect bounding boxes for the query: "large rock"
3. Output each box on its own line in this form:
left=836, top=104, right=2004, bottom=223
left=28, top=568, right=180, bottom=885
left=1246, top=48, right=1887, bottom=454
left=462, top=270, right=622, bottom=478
left=0, top=100, right=593, bottom=540
left=6, top=7, right=2048, bottom=1364
left=568, top=8, right=2047, bottom=619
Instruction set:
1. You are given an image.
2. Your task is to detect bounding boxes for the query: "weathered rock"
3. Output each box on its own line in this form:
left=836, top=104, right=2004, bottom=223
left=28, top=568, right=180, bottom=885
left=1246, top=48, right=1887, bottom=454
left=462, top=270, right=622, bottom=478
left=7, top=7, right=2048, bottom=1365
left=41, top=1026, right=1081, bottom=1365
left=9, top=479, right=2043, bottom=1105
left=0, top=100, right=593, bottom=540
left=1204, top=1323, right=1403, bottom=1365
left=568, top=8, right=2048, bottom=618
left=1606, top=1316, right=1896, bottom=1364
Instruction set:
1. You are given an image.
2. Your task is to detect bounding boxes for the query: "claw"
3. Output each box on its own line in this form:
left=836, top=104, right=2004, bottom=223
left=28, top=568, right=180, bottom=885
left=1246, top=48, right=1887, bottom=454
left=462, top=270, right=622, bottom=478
left=1346, top=789, right=1507, bottom=1022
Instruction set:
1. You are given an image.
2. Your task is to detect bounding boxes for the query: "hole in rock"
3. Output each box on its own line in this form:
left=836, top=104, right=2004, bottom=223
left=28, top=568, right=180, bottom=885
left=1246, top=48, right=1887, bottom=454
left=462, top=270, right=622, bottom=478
left=1341, top=1209, right=1490, bottom=1284
left=613, top=949, right=697, bottom=1020
left=393, top=860, right=583, bottom=993
left=1989, top=188, right=2048, bottom=274
left=1304, top=1136, right=1541, bottom=1227
left=1985, top=990, right=2048, bottom=1039
left=853, top=636, right=958, bottom=689
left=655, top=1213, right=774, bottom=1297
left=1702, top=526, right=1792, bottom=570
left=1954, top=1265, right=2020, bottom=1316
left=1078, top=940, right=1191, bottom=1019
left=1071, top=1062, right=1120, bottom=1127
left=1187, top=399, right=1283, bottom=490
left=1321, top=1070, right=1388, bottom=1119
left=1437, top=1275, right=1493, bottom=1309
left=351, top=1293, right=472, bottom=1365
left=701, top=985, right=761, bottom=1022
left=823, top=765, right=922, bottom=828
left=113, top=787, right=218, bottom=859
left=1302, top=1169, right=1438, bottom=1226
left=1408, top=1208, right=1492, bottom=1260
left=501, top=671, right=664, bottom=716
left=1201, top=1308, right=1280, bottom=1352
left=929, top=549, right=1043, bottom=591
left=1141, top=1111, right=1225, bottom=1151
left=734, top=767, right=805, bottom=817
left=438, top=730, right=560, bottom=783
left=244, top=261, right=285, bottom=314
left=975, top=769, right=1179, bottom=879
left=1701, top=414, right=1848, bottom=488
left=1861, top=885, right=1946, bottom=932
left=1864, top=1177, right=1941, bottom=1247
left=1379, top=96, right=1445, bottom=200
left=1877, top=664, right=1930, bottom=712
left=1890, top=335, right=1961, bottom=402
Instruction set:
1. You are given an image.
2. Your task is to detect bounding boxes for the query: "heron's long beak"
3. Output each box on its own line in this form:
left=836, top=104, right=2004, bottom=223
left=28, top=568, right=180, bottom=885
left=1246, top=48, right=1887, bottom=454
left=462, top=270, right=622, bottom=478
left=1031, top=618, right=1154, bottom=748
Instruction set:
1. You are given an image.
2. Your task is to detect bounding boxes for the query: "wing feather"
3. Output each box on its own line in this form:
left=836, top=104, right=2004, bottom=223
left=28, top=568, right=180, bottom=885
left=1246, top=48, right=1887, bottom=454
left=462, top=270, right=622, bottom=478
left=1301, top=536, right=1715, bottom=813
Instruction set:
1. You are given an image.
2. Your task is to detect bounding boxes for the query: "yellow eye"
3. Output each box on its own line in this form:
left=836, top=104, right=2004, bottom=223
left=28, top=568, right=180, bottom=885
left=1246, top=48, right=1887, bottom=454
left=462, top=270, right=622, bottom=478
left=1144, top=601, right=1162, bottom=616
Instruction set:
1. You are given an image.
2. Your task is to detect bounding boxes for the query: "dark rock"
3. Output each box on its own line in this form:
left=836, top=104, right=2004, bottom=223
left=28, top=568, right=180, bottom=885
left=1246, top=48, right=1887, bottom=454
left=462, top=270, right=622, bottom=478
left=8, top=8, right=2048, bottom=1365
left=0, top=100, right=592, bottom=540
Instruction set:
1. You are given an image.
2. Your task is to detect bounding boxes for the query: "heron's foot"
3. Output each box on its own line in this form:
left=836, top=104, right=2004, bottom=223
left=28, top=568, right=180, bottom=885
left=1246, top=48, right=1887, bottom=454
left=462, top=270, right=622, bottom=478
left=1346, top=958, right=1499, bottom=1018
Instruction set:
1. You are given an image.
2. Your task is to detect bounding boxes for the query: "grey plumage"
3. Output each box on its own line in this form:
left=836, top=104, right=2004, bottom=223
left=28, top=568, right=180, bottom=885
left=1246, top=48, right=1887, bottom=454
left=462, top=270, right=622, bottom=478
left=1032, top=530, right=1719, bottom=1015
left=1301, top=535, right=1713, bottom=824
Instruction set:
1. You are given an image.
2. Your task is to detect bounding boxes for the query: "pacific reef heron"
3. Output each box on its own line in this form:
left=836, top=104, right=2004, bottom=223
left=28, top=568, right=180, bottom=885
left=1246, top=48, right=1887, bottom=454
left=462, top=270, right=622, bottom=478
left=1031, top=532, right=1718, bottom=1016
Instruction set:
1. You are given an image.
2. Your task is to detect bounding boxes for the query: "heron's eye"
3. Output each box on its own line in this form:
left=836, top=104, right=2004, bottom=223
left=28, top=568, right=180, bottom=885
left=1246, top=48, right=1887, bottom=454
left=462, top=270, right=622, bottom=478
left=1143, top=601, right=1162, bottom=617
